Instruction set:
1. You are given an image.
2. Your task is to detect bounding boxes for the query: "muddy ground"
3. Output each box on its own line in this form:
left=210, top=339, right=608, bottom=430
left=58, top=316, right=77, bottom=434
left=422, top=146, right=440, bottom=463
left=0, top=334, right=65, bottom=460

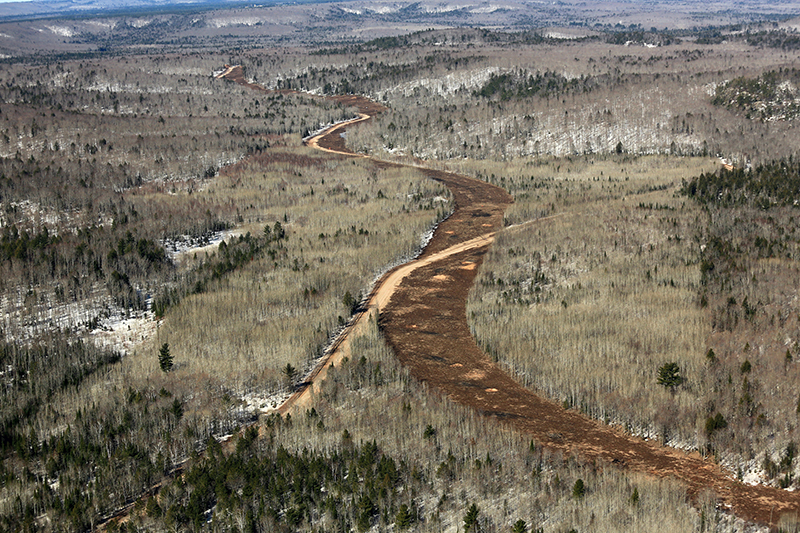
left=224, top=67, right=800, bottom=527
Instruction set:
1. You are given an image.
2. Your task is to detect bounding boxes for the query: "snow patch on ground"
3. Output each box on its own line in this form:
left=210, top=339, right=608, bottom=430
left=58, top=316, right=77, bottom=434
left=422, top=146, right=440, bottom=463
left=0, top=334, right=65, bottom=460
left=469, top=4, right=514, bottom=13
left=740, top=461, right=767, bottom=486
left=544, top=31, right=580, bottom=40
left=0, top=200, right=100, bottom=234
left=366, top=5, right=400, bottom=14
left=163, top=230, right=234, bottom=261
left=0, top=279, right=155, bottom=352
left=50, top=71, right=73, bottom=88
left=45, top=25, right=74, bottom=37
left=728, top=448, right=797, bottom=491
left=778, top=80, right=797, bottom=93
left=710, top=80, right=726, bottom=96
left=663, top=433, right=700, bottom=454
left=85, top=80, right=213, bottom=95
left=129, top=18, right=154, bottom=28
left=155, top=66, right=216, bottom=77
left=208, top=17, right=266, bottom=28
left=380, top=66, right=504, bottom=98
left=424, top=3, right=470, bottom=13
left=241, top=390, right=292, bottom=414
left=384, top=146, right=406, bottom=155
left=89, top=309, right=157, bottom=355
left=302, top=115, right=362, bottom=141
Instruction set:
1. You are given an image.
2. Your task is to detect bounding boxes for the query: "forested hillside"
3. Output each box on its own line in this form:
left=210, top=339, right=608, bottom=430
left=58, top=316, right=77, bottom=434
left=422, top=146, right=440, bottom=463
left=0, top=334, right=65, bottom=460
left=1, top=5, right=800, bottom=532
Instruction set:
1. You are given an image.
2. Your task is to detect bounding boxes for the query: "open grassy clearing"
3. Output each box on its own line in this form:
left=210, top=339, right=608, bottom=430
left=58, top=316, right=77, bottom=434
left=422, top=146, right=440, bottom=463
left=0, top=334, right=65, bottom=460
left=33, top=139, right=449, bottom=429
left=465, top=155, right=714, bottom=439
left=464, top=153, right=800, bottom=489
left=152, top=145, right=450, bottom=398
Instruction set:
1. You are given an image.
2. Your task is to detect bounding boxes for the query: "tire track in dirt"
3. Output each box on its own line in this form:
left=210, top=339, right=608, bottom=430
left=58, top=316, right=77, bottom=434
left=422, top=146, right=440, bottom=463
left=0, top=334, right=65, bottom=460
left=222, top=67, right=800, bottom=527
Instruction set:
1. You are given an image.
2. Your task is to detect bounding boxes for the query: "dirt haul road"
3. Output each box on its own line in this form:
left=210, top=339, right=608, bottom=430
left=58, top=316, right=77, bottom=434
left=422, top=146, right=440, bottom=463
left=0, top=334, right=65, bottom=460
left=222, top=68, right=800, bottom=527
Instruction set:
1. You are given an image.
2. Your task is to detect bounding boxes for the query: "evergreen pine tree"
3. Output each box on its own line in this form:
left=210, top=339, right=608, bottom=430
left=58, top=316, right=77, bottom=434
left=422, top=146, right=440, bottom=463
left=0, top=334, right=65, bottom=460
left=396, top=504, right=412, bottom=530
left=158, top=342, right=173, bottom=372
left=464, top=503, right=480, bottom=532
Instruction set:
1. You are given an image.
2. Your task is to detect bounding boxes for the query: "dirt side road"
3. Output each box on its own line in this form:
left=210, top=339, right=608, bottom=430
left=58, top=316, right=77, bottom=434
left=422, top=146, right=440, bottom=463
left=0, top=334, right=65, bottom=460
left=381, top=243, right=800, bottom=526
left=222, top=68, right=800, bottom=527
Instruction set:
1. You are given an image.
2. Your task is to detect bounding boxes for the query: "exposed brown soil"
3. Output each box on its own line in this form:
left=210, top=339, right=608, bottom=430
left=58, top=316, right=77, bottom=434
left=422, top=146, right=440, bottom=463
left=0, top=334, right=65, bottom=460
left=223, top=67, right=800, bottom=527
left=380, top=243, right=800, bottom=527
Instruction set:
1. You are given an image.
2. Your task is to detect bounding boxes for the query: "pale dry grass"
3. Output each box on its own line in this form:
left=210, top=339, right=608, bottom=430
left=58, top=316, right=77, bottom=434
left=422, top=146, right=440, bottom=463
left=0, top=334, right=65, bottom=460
left=467, top=156, right=720, bottom=448
left=465, top=152, right=800, bottom=482
left=21, top=143, right=450, bottom=454
left=272, top=318, right=709, bottom=533
left=134, top=145, right=450, bottom=397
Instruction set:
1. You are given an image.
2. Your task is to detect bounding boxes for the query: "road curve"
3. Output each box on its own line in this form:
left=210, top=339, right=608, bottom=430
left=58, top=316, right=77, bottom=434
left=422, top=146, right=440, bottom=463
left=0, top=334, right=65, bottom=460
left=278, top=227, right=500, bottom=415
left=279, top=104, right=504, bottom=414
left=221, top=68, right=800, bottom=528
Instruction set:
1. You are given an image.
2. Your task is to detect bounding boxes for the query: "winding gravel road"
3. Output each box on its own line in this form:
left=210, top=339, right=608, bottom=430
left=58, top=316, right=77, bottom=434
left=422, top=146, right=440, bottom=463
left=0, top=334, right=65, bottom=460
left=221, top=67, right=800, bottom=528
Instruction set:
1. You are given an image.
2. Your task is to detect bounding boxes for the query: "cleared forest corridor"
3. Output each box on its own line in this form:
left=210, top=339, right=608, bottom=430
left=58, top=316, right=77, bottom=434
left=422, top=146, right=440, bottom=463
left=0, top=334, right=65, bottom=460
left=221, top=67, right=800, bottom=527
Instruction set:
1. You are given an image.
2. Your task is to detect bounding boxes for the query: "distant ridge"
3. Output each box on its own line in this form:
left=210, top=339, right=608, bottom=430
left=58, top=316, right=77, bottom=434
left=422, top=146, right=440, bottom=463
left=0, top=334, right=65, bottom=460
left=0, top=0, right=288, bottom=22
